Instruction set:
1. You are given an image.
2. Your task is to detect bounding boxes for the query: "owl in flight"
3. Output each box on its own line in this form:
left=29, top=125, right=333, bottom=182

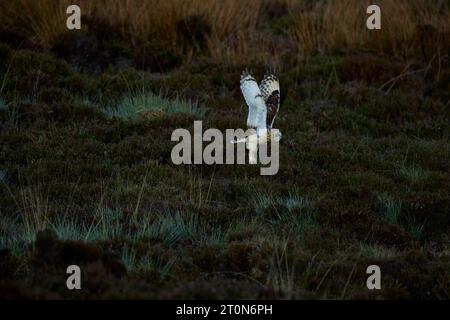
left=239, top=70, right=282, bottom=143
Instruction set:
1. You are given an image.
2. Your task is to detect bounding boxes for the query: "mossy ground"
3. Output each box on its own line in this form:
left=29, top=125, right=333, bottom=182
left=0, top=4, right=450, bottom=300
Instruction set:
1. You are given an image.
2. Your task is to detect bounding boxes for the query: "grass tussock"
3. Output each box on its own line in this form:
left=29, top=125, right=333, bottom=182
left=104, top=90, right=205, bottom=121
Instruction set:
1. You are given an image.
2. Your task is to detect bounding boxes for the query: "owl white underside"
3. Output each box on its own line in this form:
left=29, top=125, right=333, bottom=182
left=240, top=74, right=267, bottom=132
left=236, top=70, right=282, bottom=157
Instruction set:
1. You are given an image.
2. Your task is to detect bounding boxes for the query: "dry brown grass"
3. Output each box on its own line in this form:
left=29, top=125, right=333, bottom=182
left=288, top=0, right=450, bottom=56
left=2, top=0, right=261, bottom=45
left=1, top=0, right=72, bottom=44
left=1, top=0, right=448, bottom=64
left=206, top=30, right=295, bottom=69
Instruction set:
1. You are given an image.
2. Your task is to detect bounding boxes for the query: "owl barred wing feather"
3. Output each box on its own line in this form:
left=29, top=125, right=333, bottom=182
left=259, top=73, right=280, bottom=128
left=240, top=70, right=267, bottom=131
left=234, top=70, right=282, bottom=146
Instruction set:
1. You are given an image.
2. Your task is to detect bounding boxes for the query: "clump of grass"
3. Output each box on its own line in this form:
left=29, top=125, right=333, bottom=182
left=225, top=216, right=260, bottom=242
left=404, top=215, right=424, bottom=240
left=156, top=211, right=199, bottom=246
left=254, top=192, right=312, bottom=212
left=48, top=206, right=123, bottom=242
left=49, top=215, right=91, bottom=242
left=153, top=210, right=224, bottom=246
left=266, top=242, right=295, bottom=299
left=0, top=212, right=28, bottom=254
left=18, top=186, right=50, bottom=242
left=358, top=243, right=399, bottom=259
left=186, top=169, right=215, bottom=210
left=46, top=208, right=118, bottom=243
left=253, top=193, right=317, bottom=234
left=0, top=186, right=52, bottom=253
left=128, top=208, right=224, bottom=246
left=277, top=194, right=316, bottom=233
left=121, top=245, right=175, bottom=278
left=252, top=193, right=273, bottom=214
left=399, top=165, right=431, bottom=184
left=0, top=235, right=29, bottom=256
left=121, top=245, right=138, bottom=272
left=139, top=255, right=175, bottom=279
left=379, top=195, right=402, bottom=224
left=104, top=91, right=205, bottom=121
left=378, top=195, right=424, bottom=239
left=286, top=210, right=317, bottom=235
left=277, top=193, right=311, bottom=211
left=1, top=199, right=223, bottom=254
left=0, top=216, right=19, bottom=252
left=90, top=206, right=123, bottom=241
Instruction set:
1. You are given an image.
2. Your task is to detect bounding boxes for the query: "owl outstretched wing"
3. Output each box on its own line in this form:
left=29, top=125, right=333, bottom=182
left=259, top=73, right=280, bottom=128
